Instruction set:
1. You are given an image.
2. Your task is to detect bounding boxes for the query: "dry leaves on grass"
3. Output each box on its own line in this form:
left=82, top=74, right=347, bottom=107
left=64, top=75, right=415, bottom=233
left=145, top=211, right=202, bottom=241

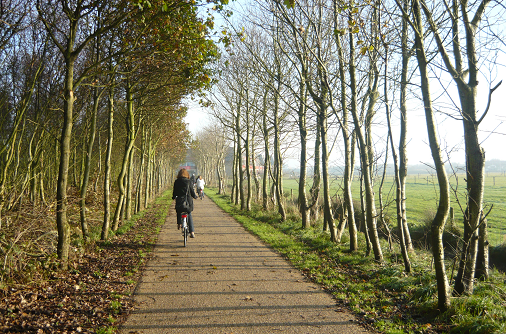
left=0, top=208, right=164, bottom=334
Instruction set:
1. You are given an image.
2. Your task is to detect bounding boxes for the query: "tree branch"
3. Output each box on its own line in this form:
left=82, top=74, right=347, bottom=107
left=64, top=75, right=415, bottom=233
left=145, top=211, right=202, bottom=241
left=477, top=80, right=502, bottom=125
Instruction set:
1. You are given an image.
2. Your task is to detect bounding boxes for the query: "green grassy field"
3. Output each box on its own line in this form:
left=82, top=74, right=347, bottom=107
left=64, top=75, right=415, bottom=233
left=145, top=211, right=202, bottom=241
left=282, top=172, right=506, bottom=247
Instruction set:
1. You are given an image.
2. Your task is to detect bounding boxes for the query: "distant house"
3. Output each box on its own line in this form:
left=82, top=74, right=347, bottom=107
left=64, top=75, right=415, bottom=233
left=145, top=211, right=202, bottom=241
left=178, top=162, right=198, bottom=176
left=224, top=146, right=265, bottom=175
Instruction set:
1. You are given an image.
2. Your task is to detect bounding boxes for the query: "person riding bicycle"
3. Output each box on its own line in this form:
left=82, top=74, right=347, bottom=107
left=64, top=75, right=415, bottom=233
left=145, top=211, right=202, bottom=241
left=196, top=175, right=205, bottom=199
left=190, top=173, right=196, bottom=189
left=172, top=169, right=198, bottom=238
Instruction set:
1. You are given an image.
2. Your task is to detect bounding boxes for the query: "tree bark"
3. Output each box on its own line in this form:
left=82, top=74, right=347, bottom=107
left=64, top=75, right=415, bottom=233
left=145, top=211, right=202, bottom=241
left=384, top=41, right=411, bottom=272
left=235, top=99, right=245, bottom=210
left=261, top=89, right=270, bottom=210
left=349, top=28, right=383, bottom=262
left=297, top=78, right=310, bottom=228
left=333, top=19, right=358, bottom=250
left=56, top=59, right=74, bottom=268
left=112, top=81, right=136, bottom=231
left=475, top=215, right=489, bottom=280
left=245, top=90, right=252, bottom=211
left=399, top=0, right=414, bottom=252
left=309, top=120, right=321, bottom=223
left=273, top=75, right=286, bottom=220
left=135, top=125, right=146, bottom=213
left=125, top=140, right=134, bottom=220
left=144, top=127, right=153, bottom=208
left=101, top=82, right=115, bottom=241
left=80, top=85, right=101, bottom=240
left=411, top=0, right=451, bottom=311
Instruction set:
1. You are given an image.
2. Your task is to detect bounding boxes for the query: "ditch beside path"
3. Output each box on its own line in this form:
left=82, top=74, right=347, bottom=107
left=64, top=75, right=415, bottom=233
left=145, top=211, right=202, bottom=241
left=119, top=194, right=372, bottom=334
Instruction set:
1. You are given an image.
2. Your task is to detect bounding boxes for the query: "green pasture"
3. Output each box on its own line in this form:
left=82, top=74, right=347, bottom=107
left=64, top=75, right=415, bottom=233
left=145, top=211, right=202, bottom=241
left=282, top=172, right=506, bottom=247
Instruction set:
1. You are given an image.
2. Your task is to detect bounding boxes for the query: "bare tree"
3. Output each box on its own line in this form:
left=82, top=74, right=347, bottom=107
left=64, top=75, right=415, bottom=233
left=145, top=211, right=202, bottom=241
left=417, top=0, right=503, bottom=295
left=345, top=4, right=383, bottom=261
left=399, top=0, right=452, bottom=311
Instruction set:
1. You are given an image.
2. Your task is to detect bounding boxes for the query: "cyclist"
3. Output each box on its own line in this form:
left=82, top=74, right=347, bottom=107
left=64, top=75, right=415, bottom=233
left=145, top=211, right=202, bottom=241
left=172, top=169, right=198, bottom=238
left=196, top=175, right=205, bottom=199
left=190, top=173, right=196, bottom=189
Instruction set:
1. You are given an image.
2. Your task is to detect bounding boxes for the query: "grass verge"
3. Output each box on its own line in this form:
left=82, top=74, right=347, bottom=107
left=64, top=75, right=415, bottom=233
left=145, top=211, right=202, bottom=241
left=207, top=188, right=506, bottom=334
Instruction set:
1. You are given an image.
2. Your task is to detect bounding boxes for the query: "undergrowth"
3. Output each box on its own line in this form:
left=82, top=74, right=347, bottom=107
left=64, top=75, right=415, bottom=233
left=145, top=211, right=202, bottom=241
left=207, top=188, right=506, bottom=334
left=0, top=189, right=172, bottom=333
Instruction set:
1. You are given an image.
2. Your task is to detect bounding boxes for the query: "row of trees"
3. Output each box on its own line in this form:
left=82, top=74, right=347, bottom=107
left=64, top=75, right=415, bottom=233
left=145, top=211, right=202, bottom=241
left=0, top=0, right=224, bottom=273
left=197, top=0, right=504, bottom=312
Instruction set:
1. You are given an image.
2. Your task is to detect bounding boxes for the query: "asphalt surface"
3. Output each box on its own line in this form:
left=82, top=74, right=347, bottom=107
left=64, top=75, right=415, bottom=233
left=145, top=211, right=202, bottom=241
left=119, top=194, right=371, bottom=334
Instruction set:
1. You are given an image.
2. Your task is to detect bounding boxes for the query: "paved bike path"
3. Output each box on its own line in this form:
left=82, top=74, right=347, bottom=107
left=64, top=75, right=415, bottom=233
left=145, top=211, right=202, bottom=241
left=119, top=195, right=371, bottom=334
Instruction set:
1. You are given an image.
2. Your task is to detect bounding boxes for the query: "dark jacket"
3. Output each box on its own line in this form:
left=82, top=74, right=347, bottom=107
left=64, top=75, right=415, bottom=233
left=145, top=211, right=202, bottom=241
left=172, top=177, right=197, bottom=212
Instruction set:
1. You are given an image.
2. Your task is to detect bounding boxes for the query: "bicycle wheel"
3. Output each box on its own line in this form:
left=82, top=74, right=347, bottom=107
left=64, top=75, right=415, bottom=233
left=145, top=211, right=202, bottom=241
left=181, top=213, right=188, bottom=247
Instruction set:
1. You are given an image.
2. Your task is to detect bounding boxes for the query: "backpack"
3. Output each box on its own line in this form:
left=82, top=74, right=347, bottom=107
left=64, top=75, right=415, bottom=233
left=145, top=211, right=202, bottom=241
left=175, top=184, right=190, bottom=213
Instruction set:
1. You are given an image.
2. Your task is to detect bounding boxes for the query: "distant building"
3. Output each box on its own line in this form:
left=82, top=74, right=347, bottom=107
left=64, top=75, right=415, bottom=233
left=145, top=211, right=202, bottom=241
left=224, top=146, right=265, bottom=175
left=178, top=162, right=198, bottom=176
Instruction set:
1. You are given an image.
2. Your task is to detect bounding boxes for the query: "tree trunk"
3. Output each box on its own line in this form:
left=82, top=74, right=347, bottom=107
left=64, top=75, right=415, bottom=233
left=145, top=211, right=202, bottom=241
left=349, top=29, right=383, bottom=262
left=135, top=125, right=146, bottom=213
left=217, top=151, right=224, bottom=194
left=112, top=81, right=136, bottom=231
left=125, top=142, right=134, bottom=220
left=359, top=173, right=372, bottom=255
left=309, top=119, right=321, bottom=224
left=412, top=0, right=451, bottom=311
left=93, top=131, right=101, bottom=192
left=101, top=83, right=115, bottom=240
left=453, top=103, right=485, bottom=295
left=297, top=78, right=310, bottom=229
left=334, top=28, right=358, bottom=250
left=245, top=92, right=252, bottom=211
left=399, top=0, right=414, bottom=252
left=251, top=137, right=260, bottom=202
left=273, top=78, right=285, bottom=221
left=39, top=151, right=47, bottom=207
left=144, top=127, right=153, bottom=208
left=236, top=104, right=245, bottom=210
left=56, top=60, right=75, bottom=268
left=262, top=91, right=270, bottom=210
left=378, top=141, right=393, bottom=251
left=475, top=215, right=489, bottom=280
left=80, top=86, right=101, bottom=240
left=320, top=105, right=336, bottom=241
left=384, top=39, right=411, bottom=271
left=28, top=125, right=42, bottom=206
left=232, top=140, right=238, bottom=205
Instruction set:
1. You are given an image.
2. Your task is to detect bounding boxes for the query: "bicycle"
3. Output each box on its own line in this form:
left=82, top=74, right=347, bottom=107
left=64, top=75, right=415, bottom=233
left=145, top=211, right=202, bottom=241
left=197, top=188, right=204, bottom=200
left=180, top=212, right=189, bottom=247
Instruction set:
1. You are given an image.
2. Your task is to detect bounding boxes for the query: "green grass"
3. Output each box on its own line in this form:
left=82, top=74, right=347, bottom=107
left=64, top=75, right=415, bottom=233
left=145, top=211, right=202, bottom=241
left=207, top=187, right=506, bottom=334
left=283, top=173, right=506, bottom=246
